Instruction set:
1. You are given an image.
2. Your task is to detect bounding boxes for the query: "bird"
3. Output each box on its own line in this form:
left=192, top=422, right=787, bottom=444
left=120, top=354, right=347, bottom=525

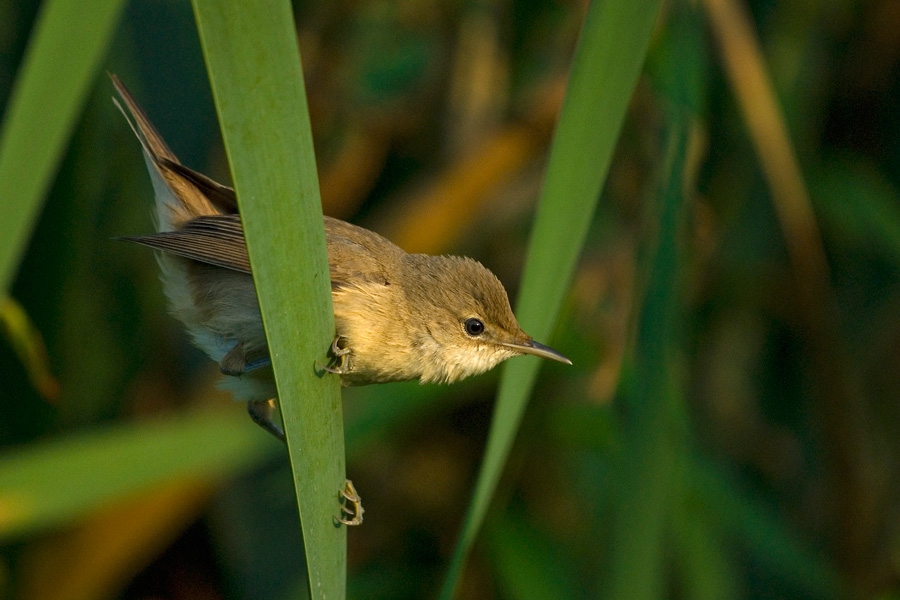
left=111, top=73, right=570, bottom=451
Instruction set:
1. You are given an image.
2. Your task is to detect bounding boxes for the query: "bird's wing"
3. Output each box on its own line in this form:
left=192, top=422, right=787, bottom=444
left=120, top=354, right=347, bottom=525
left=324, top=216, right=404, bottom=290
left=124, top=214, right=406, bottom=285
left=121, top=214, right=251, bottom=273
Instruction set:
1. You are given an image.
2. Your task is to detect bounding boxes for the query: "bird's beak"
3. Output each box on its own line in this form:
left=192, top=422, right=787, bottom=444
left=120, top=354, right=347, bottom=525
left=502, top=339, right=572, bottom=365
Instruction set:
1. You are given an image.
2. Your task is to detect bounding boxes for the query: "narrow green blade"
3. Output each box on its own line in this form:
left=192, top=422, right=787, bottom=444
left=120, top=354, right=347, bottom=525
left=191, top=2, right=346, bottom=597
left=0, top=0, right=125, bottom=292
left=440, top=1, right=663, bottom=596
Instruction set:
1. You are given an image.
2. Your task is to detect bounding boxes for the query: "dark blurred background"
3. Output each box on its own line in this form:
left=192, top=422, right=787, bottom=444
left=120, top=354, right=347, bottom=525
left=2, top=0, right=900, bottom=598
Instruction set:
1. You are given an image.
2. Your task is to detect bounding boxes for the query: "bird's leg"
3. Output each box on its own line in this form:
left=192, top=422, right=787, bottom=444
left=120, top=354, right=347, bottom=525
left=336, top=479, right=364, bottom=526
left=247, top=399, right=285, bottom=442
left=320, top=335, right=352, bottom=375
left=248, top=399, right=364, bottom=526
left=321, top=338, right=364, bottom=524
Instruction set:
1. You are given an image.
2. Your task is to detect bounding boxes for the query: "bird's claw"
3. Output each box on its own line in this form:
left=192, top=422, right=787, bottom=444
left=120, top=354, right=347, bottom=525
left=319, top=336, right=352, bottom=375
left=336, top=479, right=364, bottom=526
left=330, top=336, right=350, bottom=357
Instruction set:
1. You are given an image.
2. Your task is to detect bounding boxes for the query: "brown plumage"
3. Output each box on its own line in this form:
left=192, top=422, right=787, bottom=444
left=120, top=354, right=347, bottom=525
left=112, top=75, right=570, bottom=407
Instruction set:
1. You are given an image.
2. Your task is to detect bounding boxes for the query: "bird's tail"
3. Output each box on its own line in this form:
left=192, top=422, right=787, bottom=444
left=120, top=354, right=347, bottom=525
left=110, top=74, right=236, bottom=230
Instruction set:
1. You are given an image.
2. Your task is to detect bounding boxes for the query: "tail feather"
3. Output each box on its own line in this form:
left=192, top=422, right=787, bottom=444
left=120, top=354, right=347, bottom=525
left=110, top=74, right=223, bottom=230
left=109, top=73, right=178, bottom=162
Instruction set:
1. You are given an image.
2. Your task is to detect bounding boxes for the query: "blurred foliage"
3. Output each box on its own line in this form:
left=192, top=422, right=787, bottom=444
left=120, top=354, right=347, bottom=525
left=441, top=1, right=664, bottom=596
left=1, top=0, right=900, bottom=599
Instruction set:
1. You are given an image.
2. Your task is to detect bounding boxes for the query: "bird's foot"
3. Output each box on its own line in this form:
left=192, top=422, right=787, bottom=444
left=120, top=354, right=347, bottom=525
left=336, top=479, right=364, bottom=526
left=319, top=336, right=352, bottom=375
left=247, top=404, right=363, bottom=525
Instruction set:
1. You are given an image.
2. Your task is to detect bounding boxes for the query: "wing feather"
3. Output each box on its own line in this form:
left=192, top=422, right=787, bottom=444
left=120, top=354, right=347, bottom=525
left=122, top=214, right=251, bottom=273
left=124, top=213, right=407, bottom=284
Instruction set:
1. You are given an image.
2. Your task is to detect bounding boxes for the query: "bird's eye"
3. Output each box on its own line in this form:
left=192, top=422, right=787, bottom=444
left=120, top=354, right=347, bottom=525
left=464, top=318, right=485, bottom=336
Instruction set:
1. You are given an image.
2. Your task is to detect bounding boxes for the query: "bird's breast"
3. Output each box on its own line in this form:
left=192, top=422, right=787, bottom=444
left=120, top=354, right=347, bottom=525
left=330, top=281, right=421, bottom=385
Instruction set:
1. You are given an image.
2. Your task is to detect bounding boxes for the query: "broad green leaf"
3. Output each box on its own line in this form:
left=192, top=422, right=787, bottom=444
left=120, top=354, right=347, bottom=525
left=191, top=1, right=346, bottom=597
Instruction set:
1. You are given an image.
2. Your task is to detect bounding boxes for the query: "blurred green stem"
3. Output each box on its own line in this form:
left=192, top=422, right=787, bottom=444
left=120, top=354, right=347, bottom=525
left=603, top=111, right=691, bottom=600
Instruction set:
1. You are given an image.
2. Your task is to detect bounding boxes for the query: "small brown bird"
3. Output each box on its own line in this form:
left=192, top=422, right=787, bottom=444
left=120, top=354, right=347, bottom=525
left=112, top=74, right=570, bottom=436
